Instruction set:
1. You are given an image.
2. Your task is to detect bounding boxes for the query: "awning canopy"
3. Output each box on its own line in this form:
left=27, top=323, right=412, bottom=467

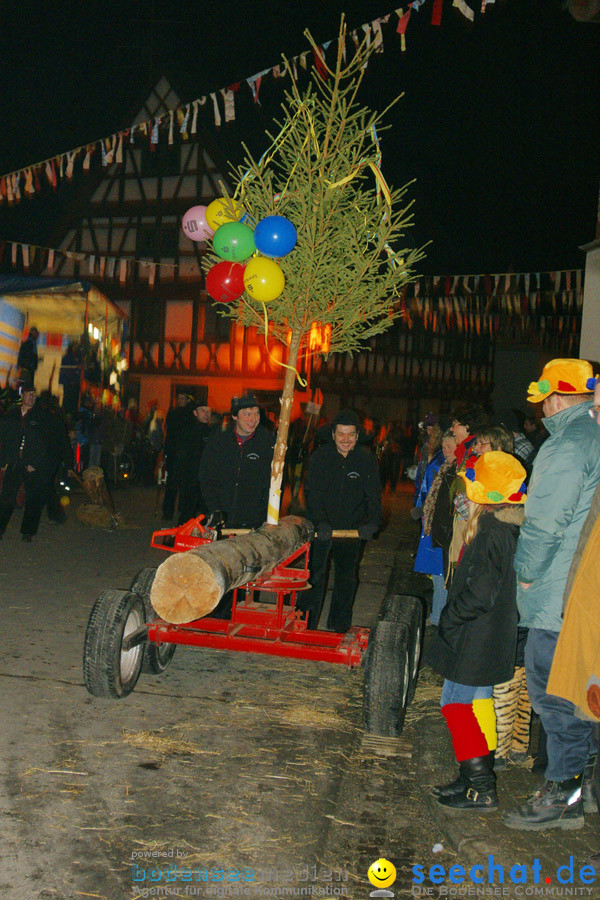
left=0, top=276, right=127, bottom=335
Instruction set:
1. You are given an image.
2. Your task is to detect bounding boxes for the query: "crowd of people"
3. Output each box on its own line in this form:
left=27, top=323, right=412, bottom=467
left=412, top=357, right=600, bottom=836
left=3, top=329, right=600, bottom=838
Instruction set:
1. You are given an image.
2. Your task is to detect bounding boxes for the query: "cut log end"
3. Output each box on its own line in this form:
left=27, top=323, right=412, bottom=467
left=149, top=516, right=314, bottom=625
left=150, top=553, right=221, bottom=623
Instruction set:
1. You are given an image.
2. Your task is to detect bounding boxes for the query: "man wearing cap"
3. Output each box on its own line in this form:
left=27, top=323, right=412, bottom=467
left=0, top=382, right=53, bottom=541
left=503, top=359, right=600, bottom=832
left=299, top=409, right=382, bottom=633
left=198, top=394, right=274, bottom=529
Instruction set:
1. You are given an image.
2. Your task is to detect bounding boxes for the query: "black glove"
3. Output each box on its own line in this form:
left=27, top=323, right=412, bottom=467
left=316, top=522, right=333, bottom=542
left=358, top=523, right=377, bottom=541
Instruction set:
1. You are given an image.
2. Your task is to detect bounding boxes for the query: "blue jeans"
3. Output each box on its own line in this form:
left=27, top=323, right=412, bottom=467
left=441, top=681, right=493, bottom=706
left=431, top=574, right=448, bottom=626
left=525, top=628, right=595, bottom=782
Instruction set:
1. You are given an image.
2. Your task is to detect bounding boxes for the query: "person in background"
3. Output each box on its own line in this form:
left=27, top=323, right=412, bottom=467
left=414, top=428, right=457, bottom=626
left=17, top=327, right=39, bottom=386
left=503, top=359, right=600, bottom=832
left=161, top=391, right=192, bottom=522
left=413, top=414, right=441, bottom=506
left=37, top=390, right=75, bottom=525
left=496, top=409, right=536, bottom=477
left=298, top=409, right=382, bottom=633
left=0, top=382, right=53, bottom=541
left=58, top=342, right=81, bottom=420
left=427, top=452, right=527, bottom=811
left=431, top=403, right=488, bottom=588
left=523, top=413, right=547, bottom=452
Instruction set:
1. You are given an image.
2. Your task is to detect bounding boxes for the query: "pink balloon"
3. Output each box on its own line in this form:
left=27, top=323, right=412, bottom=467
left=181, top=205, right=214, bottom=242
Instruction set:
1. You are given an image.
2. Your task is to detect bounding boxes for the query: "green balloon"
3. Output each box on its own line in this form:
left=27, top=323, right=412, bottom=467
left=212, top=222, right=256, bottom=262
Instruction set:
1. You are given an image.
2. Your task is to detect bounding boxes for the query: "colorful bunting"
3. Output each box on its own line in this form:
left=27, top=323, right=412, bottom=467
left=0, top=1, right=498, bottom=208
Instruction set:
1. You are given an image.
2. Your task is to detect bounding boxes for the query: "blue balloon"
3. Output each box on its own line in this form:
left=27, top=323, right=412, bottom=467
left=253, top=215, right=297, bottom=258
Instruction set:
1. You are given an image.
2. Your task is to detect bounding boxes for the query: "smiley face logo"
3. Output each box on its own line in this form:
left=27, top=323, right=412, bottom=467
left=368, top=858, right=397, bottom=889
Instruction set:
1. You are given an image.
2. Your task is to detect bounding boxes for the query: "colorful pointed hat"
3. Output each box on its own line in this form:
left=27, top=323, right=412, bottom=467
left=527, top=358, right=596, bottom=404
left=459, top=451, right=527, bottom=505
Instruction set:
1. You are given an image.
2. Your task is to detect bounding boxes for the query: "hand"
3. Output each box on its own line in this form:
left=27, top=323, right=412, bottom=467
left=26, top=465, right=35, bottom=473
left=358, top=523, right=377, bottom=541
left=519, top=581, right=532, bottom=590
left=316, top=522, right=332, bottom=542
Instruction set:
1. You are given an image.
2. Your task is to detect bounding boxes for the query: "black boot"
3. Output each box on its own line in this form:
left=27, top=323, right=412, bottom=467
left=433, top=753, right=494, bottom=799
left=502, top=775, right=585, bottom=831
left=582, top=754, right=598, bottom=815
left=437, top=755, right=498, bottom=811
left=432, top=763, right=468, bottom=799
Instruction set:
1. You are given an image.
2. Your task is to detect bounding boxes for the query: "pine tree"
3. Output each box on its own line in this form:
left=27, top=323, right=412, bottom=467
left=207, top=17, right=424, bottom=523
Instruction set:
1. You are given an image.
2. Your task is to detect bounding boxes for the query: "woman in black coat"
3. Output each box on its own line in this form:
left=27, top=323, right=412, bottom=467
left=426, top=451, right=527, bottom=811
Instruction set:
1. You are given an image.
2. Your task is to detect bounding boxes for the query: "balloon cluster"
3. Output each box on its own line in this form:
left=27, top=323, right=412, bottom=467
left=181, top=198, right=297, bottom=305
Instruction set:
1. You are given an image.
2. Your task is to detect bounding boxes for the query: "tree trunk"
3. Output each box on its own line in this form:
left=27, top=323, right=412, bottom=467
left=150, top=515, right=314, bottom=624
left=267, top=328, right=302, bottom=525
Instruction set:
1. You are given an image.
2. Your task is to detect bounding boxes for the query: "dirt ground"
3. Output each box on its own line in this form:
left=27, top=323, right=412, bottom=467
left=0, top=481, right=442, bottom=900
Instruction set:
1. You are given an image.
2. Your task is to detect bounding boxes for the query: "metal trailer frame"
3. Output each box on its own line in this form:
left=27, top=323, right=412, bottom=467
left=126, top=516, right=369, bottom=668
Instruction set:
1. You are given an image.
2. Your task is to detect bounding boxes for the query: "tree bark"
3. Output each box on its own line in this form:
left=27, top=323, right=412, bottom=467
left=266, top=328, right=302, bottom=525
left=150, top=515, right=314, bottom=624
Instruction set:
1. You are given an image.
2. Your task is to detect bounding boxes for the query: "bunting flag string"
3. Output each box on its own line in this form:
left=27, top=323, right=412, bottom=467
left=0, top=236, right=584, bottom=335
left=0, top=0, right=488, bottom=208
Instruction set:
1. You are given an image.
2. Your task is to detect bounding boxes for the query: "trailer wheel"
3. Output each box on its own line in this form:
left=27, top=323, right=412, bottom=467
left=83, top=590, right=145, bottom=698
left=380, top=594, right=425, bottom=706
left=363, top=619, right=411, bottom=736
left=130, top=567, right=177, bottom=674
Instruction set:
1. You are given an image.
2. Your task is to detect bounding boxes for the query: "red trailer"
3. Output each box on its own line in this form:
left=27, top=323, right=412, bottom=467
left=83, top=516, right=424, bottom=737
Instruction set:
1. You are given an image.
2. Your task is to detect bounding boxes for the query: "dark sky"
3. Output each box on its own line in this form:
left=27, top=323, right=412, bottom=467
left=0, top=0, right=598, bottom=274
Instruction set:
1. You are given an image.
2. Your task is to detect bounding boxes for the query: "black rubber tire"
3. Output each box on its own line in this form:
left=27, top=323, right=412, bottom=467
left=362, top=619, right=411, bottom=736
left=400, top=597, right=425, bottom=706
left=380, top=594, right=425, bottom=706
left=130, top=567, right=177, bottom=675
left=83, top=589, right=145, bottom=698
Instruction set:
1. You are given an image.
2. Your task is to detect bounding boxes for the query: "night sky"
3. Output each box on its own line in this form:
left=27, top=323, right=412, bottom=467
left=0, top=0, right=598, bottom=274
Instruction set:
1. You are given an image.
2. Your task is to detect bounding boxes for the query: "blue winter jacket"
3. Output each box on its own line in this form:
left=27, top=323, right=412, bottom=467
left=514, top=400, right=600, bottom=632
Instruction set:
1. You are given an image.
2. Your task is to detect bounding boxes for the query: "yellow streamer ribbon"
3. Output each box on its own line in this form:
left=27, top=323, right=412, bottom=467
left=325, top=159, right=392, bottom=206
left=260, top=301, right=307, bottom=387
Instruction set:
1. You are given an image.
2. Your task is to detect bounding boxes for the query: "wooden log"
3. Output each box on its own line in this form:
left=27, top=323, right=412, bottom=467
left=150, top=516, right=315, bottom=624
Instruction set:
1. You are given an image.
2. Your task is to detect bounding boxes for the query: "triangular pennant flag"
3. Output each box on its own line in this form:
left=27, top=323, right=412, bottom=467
left=221, top=88, right=235, bottom=123
left=432, top=0, right=443, bottom=25
left=372, top=19, right=384, bottom=52
left=453, top=0, right=475, bottom=21
left=210, top=92, right=222, bottom=126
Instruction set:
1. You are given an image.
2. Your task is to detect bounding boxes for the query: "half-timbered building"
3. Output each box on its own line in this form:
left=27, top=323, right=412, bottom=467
left=45, top=76, right=305, bottom=417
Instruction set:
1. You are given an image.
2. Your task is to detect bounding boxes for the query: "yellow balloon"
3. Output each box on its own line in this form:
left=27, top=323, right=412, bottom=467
left=243, top=257, right=285, bottom=303
left=205, top=198, right=244, bottom=232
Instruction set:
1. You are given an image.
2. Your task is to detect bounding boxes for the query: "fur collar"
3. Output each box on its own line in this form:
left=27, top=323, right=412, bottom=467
left=492, top=505, right=525, bottom=526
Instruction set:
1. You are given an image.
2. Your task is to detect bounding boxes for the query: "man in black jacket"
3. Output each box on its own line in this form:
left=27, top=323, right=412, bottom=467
left=161, top=391, right=192, bottom=521
left=17, top=327, right=39, bottom=385
left=198, top=394, right=274, bottom=529
left=0, top=383, right=53, bottom=540
left=299, top=409, right=382, bottom=632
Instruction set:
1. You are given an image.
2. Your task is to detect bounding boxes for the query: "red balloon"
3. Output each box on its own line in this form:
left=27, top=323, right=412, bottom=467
left=205, top=261, right=246, bottom=302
